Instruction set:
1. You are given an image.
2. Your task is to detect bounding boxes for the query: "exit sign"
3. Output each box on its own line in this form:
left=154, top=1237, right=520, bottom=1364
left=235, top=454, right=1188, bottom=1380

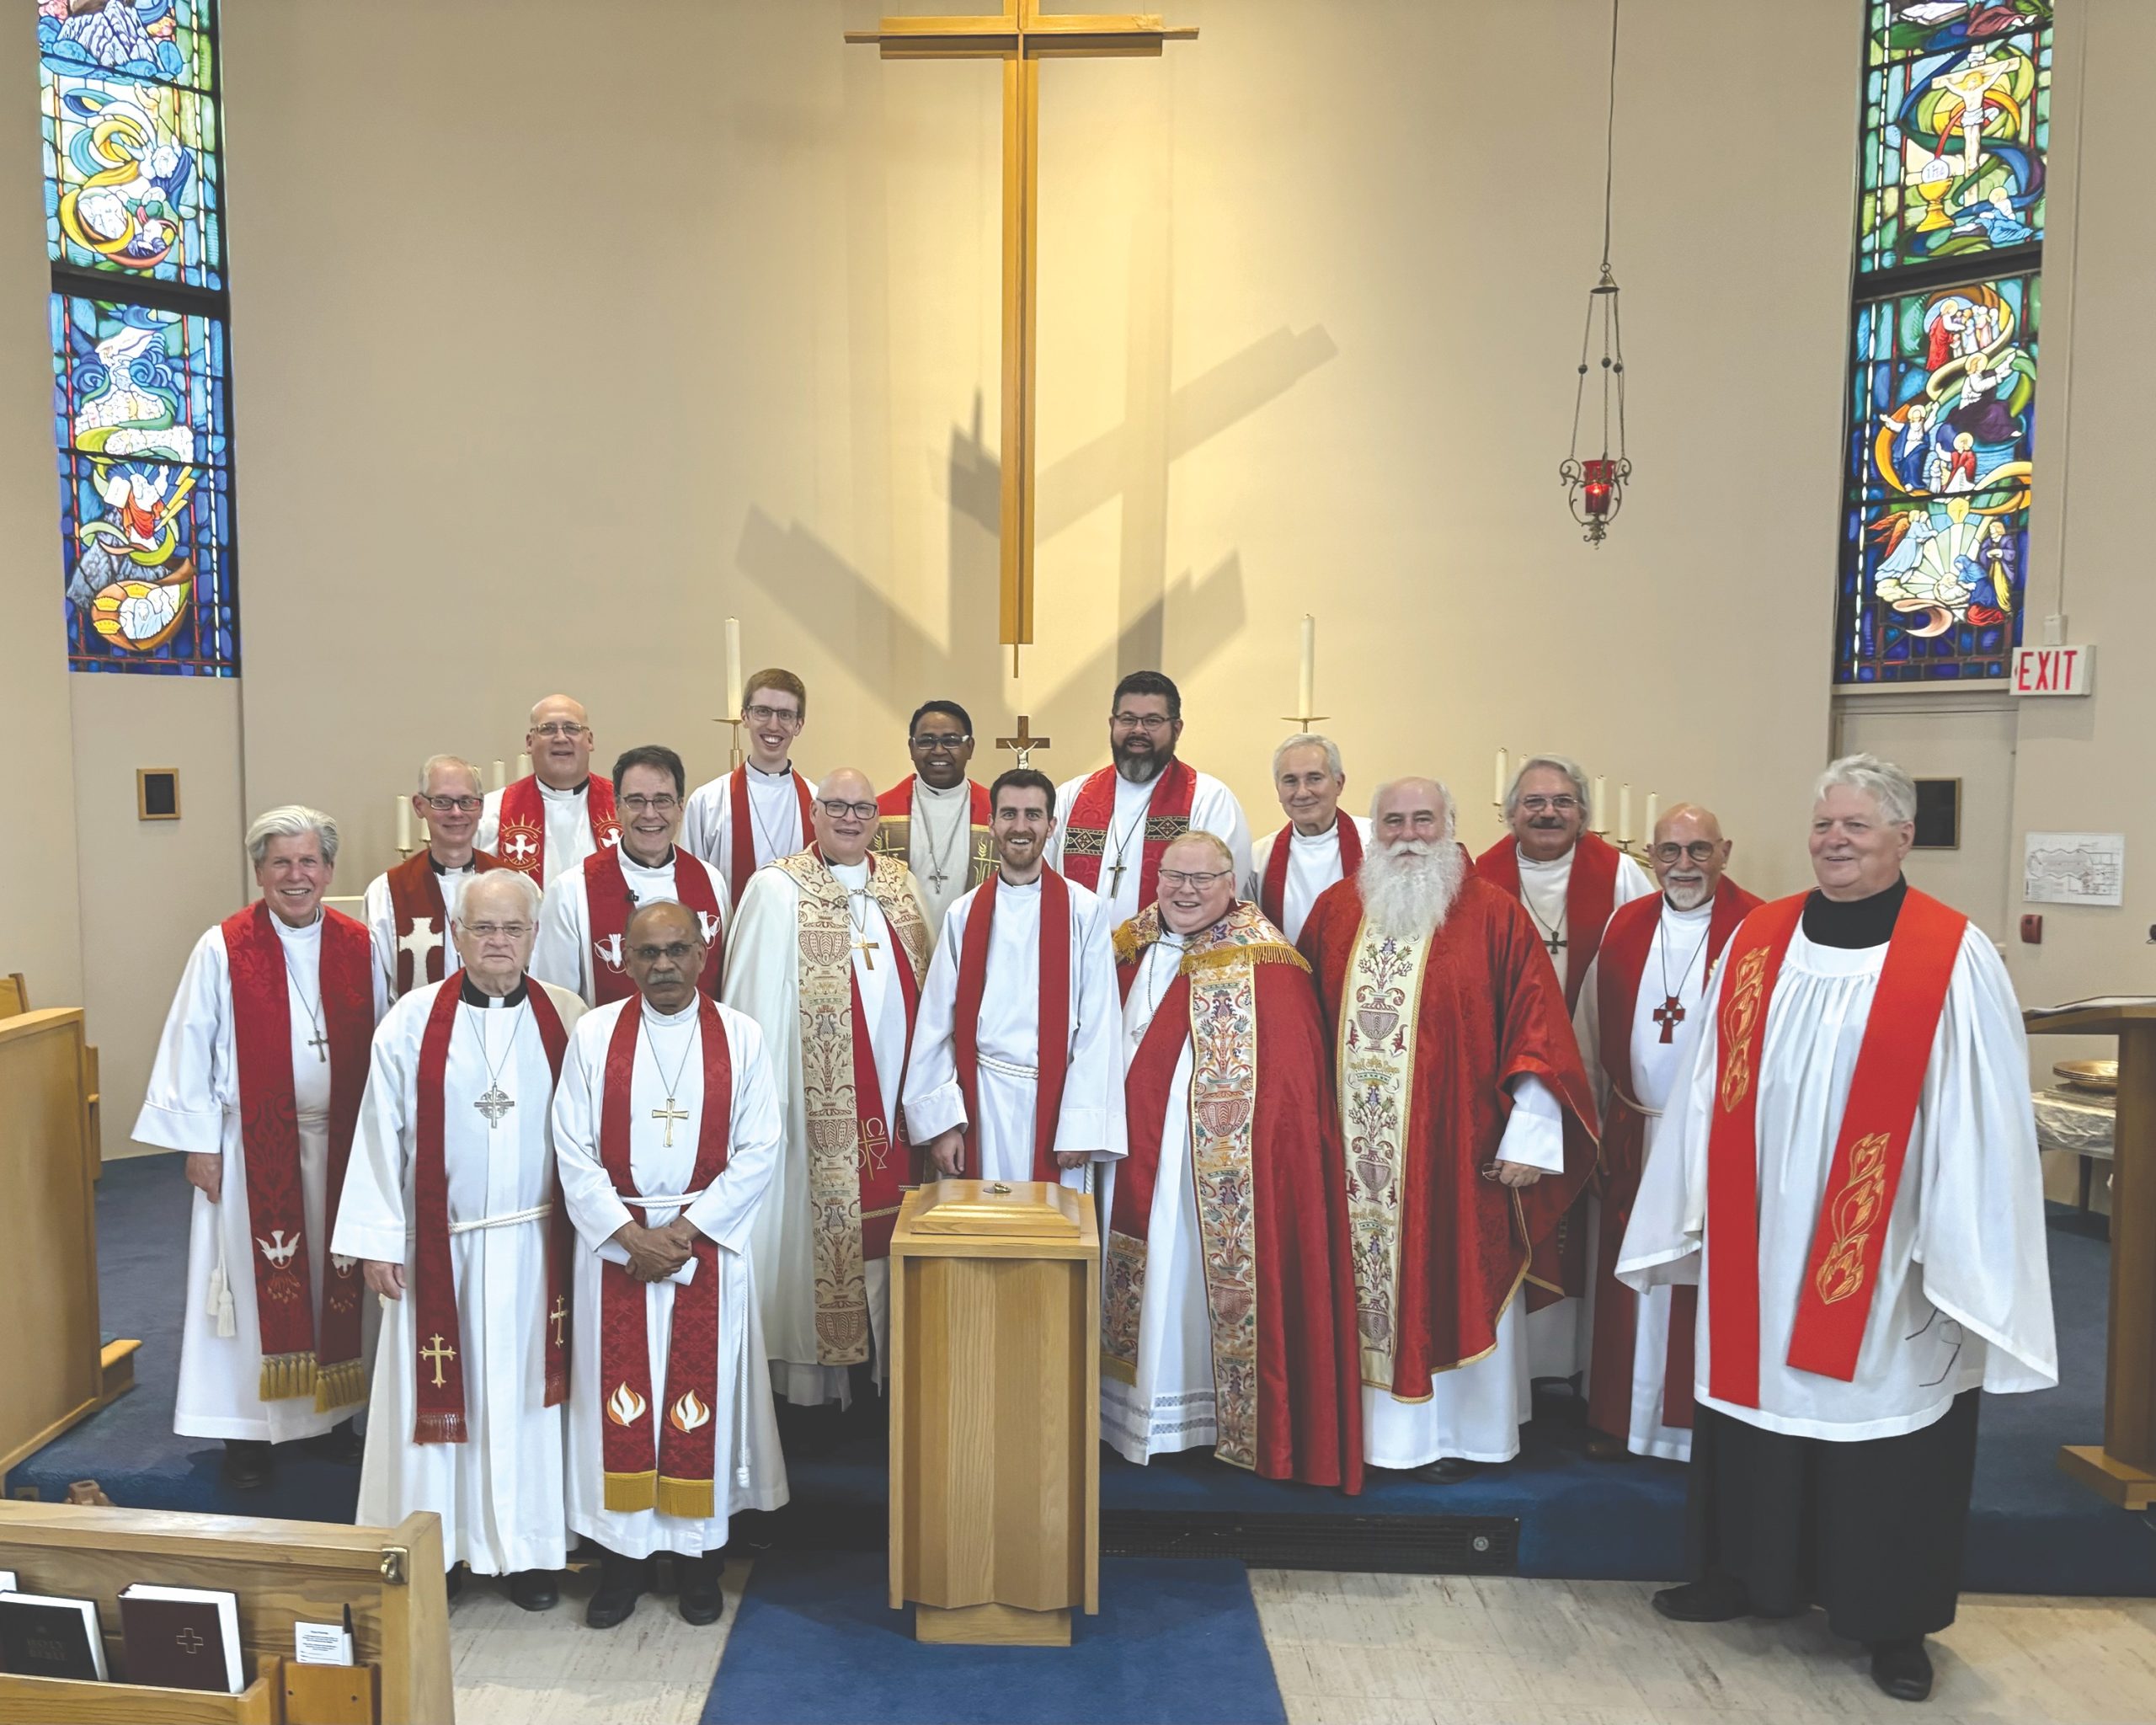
left=2012, top=644, right=2094, bottom=697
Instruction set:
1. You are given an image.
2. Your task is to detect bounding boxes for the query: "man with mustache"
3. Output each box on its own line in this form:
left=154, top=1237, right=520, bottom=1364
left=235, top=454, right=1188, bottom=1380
left=1246, top=733, right=1369, bottom=944
left=872, top=699, right=995, bottom=948
left=532, top=746, right=728, bottom=1007
left=1620, top=756, right=2055, bottom=1702
left=1045, top=670, right=1251, bottom=932
left=723, top=768, right=931, bottom=1409
left=478, top=694, right=620, bottom=887
left=1104, top=833, right=1363, bottom=1491
left=1303, top=779, right=1596, bottom=1483
left=1569, top=804, right=1759, bottom=1462
left=682, top=669, right=817, bottom=911
left=364, top=755, right=506, bottom=1003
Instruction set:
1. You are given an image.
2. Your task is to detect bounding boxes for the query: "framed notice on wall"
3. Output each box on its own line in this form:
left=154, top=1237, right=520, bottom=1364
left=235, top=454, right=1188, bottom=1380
left=2024, top=833, right=2125, bottom=907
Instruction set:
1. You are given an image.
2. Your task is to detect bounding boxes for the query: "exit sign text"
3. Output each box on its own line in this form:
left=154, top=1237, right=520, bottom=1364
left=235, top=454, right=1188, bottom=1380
left=2012, top=644, right=2094, bottom=697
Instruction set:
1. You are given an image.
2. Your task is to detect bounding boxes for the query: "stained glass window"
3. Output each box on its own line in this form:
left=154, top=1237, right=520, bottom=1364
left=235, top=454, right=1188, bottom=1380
left=1835, top=3, right=2050, bottom=687
left=39, top=0, right=235, bottom=676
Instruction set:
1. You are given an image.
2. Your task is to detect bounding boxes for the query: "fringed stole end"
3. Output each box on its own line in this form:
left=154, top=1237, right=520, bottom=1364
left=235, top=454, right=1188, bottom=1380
left=604, top=1470, right=658, bottom=1514
left=259, top=1350, right=318, bottom=1402
left=412, top=1412, right=467, bottom=1446
left=656, top=1476, right=716, bottom=1521
left=313, top=1354, right=370, bottom=1413
left=1100, top=1352, right=1137, bottom=1386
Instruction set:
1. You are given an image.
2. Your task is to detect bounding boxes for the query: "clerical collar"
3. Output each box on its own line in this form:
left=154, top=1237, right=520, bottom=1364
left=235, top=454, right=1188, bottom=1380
left=1803, top=875, right=1908, bottom=949
left=1518, top=846, right=1574, bottom=873
left=622, top=845, right=676, bottom=874
left=642, top=996, right=702, bottom=1027
left=538, top=777, right=590, bottom=801
left=829, top=857, right=871, bottom=888
left=428, top=852, right=475, bottom=876
left=460, top=975, right=530, bottom=1007
left=915, top=776, right=969, bottom=802
left=1660, top=893, right=1714, bottom=920
left=1291, top=820, right=1339, bottom=844
left=998, top=870, right=1043, bottom=892
left=271, top=908, right=323, bottom=942
left=746, top=761, right=792, bottom=782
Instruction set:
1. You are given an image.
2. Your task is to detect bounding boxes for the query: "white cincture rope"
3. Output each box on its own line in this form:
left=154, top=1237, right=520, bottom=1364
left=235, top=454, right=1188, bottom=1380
left=977, top=1054, right=1039, bottom=1080
left=620, top=1188, right=708, bottom=1209
left=448, top=1202, right=553, bottom=1236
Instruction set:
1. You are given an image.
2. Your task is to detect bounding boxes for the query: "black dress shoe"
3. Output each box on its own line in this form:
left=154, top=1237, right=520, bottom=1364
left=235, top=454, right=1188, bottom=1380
left=1870, top=1637, right=1935, bottom=1701
left=1652, top=1574, right=1752, bottom=1623
left=221, top=1439, right=272, bottom=1491
left=312, top=1419, right=365, bottom=1465
left=677, top=1551, right=727, bottom=1626
left=584, top=1548, right=654, bottom=1630
left=508, top=1570, right=559, bottom=1612
left=1414, top=1456, right=1482, bottom=1484
left=1584, top=1434, right=1629, bottom=1461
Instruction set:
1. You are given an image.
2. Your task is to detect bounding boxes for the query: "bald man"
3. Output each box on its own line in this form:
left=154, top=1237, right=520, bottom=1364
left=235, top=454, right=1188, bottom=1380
left=479, top=694, right=622, bottom=886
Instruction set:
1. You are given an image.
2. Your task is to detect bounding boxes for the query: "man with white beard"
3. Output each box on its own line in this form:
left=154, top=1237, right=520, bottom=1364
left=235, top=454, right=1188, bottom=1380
left=1569, top=804, right=1761, bottom=1461
left=1302, top=778, right=1596, bottom=1482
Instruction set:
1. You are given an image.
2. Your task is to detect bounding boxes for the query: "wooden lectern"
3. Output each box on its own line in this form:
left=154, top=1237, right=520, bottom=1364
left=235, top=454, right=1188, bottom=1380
left=2027, top=1002, right=2156, bottom=1508
left=888, top=1179, right=1098, bottom=1645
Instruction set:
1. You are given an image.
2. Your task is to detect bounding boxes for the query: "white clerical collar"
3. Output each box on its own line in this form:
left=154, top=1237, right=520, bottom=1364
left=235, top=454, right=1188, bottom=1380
left=641, top=997, right=701, bottom=1028
left=747, top=761, right=794, bottom=782
left=1290, top=821, right=1340, bottom=848
left=1518, top=846, right=1574, bottom=875
left=1661, top=895, right=1714, bottom=924
left=429, top=852, right=474, bottom=877
left=829, top=857, right=871, bottom=889
left=621, top=846, right=676, bottom=879
left=271, top=910, right=323, bottom=944
left=998, top=873, right=1043, bottom=895
left=915, top=776, right=969, bottom=804
left=537, top=778, right=588, bottom=804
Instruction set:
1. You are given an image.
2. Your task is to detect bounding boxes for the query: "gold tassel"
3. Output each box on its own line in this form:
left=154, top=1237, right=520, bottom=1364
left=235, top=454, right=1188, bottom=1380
left=1182, top=942, right=1306, bottom=977
left=259, top=1350, right=318, bottom=1402
left=604, top=1470, right=657, bottom=1514
left=657, top=1476, right=715, bottom=1521
left=1100, top=1351, right=1137, bottom=1386
left=313, top=1356, right=369, bottom=1414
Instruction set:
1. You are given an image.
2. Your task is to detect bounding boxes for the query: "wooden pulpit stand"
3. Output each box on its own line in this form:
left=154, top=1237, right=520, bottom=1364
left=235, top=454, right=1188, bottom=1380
left=888, top=1179, right=1098, bottom=1645
left=2027, top=1003, right=2156, bottom=1508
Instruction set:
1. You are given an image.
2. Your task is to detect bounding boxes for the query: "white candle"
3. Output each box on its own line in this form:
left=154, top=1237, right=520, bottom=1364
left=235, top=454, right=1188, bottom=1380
left=1296, top=615, right=1315, bottom=721
left=1593, top=776, right=1608, bottom=833
left=1644, top=792, right=1660, bottom=842
left=724, top=617, right=744, bottom=717
left=1494, top=748, right=1509, bottom=808
left=1619, top=782, right=1634, bottom=846
left=491, top=758, right=506, bottom=792
left=517, top=752, right=532, bottom=779
left=396, top=795, right=412, bottom=853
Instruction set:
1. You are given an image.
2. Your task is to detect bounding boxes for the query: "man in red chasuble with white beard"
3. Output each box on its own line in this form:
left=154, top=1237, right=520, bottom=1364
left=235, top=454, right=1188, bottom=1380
left=1302, top=778, right=1597, bottom=1482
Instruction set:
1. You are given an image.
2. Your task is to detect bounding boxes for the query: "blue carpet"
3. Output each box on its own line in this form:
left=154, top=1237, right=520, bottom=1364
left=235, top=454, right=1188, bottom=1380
left=703, top=1550, right=1283, bottom=1725
left=16, top=1156, right=2153, bottom=1598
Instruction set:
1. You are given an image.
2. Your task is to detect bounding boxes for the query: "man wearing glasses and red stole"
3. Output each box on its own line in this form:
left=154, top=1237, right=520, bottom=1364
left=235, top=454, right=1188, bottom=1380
left=364, top=755, right=506, bottom=1004
left=478, top=694, right=619, bottom=888
left=723, top=769, right=931, bottom=1413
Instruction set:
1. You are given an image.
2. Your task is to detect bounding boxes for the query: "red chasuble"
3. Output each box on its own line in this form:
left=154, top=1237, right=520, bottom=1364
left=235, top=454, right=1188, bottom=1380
left=596, top=996, right=734, bottom=1519
left=1300, top=875, right=1598, bottom=1391
left=724, top=766, right=815, bottom=910
left=581, top=846, right=726, bottom=1005
left=1472, top=830, right=1625, bottom=1012
left=221, top=902, right=375, bottom=1410
left=873, top=779, right=995, bottom=894
left=408, top=980, right=572, bottom=1444
left=384, top=848, right=506, bottom=999
left=494, top=774, right=619, bottom=880
left=952, top=868, right=1071, bottom=1181
left=1582, top=877, right=1760, bottom=1440
left=1108, top=903, right=1364, bottom=1493
left=1258, top=815, right=1363, bottom=932
left=1061, top=760, right=1196, bottom=910
left=1705, top=888, right=1967, bottom=1408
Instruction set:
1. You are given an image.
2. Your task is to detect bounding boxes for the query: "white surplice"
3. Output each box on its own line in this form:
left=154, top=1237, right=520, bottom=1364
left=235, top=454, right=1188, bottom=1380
left=531, top=846, right=728, bottom=1006
left=1244, top=816, right=1374, bottom=944
left=334, top=977, right=586, bottom=1573
left=722, top=857, right=926, bottom=1406
left=133, top=913, right=389, bottom=1443
left=1618, top=920, right=2057, bottom=1442
left=478, top=778, right=603, bottom=888
left=1570, top=895, right=1713, bottom=1460
left=362, top=857, right=478, bottom=1004
left=904, top=873, right=1127, bottom=1191
left=1044, top=766, right=1254, bottom=932
left=897, top=776, right=978, bottom=945
left=681, top=764, right=813, bottom=900
left=551, top=996, right=790, bottom=1557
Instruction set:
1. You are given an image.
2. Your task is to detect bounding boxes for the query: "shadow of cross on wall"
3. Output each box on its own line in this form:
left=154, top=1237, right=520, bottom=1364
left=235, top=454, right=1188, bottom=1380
left=735, top=318, right=1337, bottom=711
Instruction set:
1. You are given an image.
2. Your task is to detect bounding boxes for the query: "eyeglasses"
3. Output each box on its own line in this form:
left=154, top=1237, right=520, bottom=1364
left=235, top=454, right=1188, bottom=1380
left=744, top=703, right=803, bottom=726
left=1652, top=841, right=1721, bottom=865
left=423, top=795, right=483, bottom=814
left=462, top=921, right=531, bottom=941
left=1157, top=868, right=1232, bottom=890
left=1111, top=713, right=1173, bottom=732
left=629, top=942, right=702, bottom=964
left=819, top=798, right=878, bottom=821
left=620, top=793, right=681, bottom=814
left=1518, top=795, right=1580, bottom=814
left=531, top=722, right=588, bottom=740
left=911, top=733, right=969, bottom=750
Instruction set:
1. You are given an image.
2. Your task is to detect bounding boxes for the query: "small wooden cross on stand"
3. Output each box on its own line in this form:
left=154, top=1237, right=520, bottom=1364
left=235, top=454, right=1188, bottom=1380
left=651, top=1097, right=690, bottom=1149
left=1652, top=996, right=1685, bottom=1044
left=995, top=713, right=1052, bottom=769
left=421, top=1332, right=456, bottom=1390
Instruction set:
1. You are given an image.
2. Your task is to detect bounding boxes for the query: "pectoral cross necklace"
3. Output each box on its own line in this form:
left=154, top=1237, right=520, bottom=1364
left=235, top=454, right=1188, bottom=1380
left=1523, top=897, right=1566, bottom=963
left=846, top=887, right=881, bottom=970
left=1106, top=810, right=1144, bottom=900
left=1654, top=907, right=1716, bottom=1044
left=280, top=946, right=330, bottom=1062
left=915, top=787, right=965, bottom=892
left=643, top=1015, right=698, bottom=1148
left=462, top=1001, right=525, bottom=1125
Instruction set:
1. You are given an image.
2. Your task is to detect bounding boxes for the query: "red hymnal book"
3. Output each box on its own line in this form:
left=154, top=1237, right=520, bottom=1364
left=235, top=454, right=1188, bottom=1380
left=117, top=1584, right=243, bottom=1694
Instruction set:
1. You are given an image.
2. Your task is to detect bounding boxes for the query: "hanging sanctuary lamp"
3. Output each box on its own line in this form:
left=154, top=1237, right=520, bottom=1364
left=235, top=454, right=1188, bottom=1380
left=1561, top=0, right=1630, bottom=547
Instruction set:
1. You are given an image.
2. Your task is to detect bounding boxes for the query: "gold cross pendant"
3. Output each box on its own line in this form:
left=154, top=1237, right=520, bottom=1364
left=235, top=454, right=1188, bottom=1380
left=652, top=1097, right=690, bottom=1148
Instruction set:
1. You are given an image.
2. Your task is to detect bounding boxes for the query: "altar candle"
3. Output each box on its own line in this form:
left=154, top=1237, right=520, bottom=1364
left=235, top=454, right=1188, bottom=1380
left=491, top=758, right=506, bottom=792
left=1297, top=615, right=1315, bottom=720
left=1593, top=776, right=1608, bottom=833
left=724, top=617, right=744, bottom=717
left=1644, top=792, right=1660, bottom=841
left=1619, top=782, right=1634, bottom=846
left=518, top=752, right=532, bottom=779
left=1494, top=748, right=1509, bottom=807
left=396, top=795, right=412, bottom=853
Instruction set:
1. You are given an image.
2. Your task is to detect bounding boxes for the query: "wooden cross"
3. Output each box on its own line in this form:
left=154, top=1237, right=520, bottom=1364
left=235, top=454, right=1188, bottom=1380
left=995, top=713, right=1052, bottom=767
left=848, top=3, right=1198, bottom=671
left=651, top=1097, right=690, bottom=1148
left=549, top=1295, right=568, bottom=1347
left=421, top=1332, right=456, bottom=1390
left=1652, top=996, right=1685, bottom=1044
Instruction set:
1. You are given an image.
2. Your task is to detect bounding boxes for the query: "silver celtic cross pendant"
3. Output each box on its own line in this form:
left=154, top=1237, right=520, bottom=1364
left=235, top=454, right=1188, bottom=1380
left=474, top=1086, right=515, bottom=1126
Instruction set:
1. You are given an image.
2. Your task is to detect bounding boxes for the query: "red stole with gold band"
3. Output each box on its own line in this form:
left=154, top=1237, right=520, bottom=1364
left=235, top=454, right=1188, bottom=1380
left=952, top=869, right=1071, bottom=1181
left=385, top=848, right=505, bottom=999
left=1259, top=815, right=1363, bottom=931
left=408, top=980, right=572, bottom=1444
left=725, top=766, right=815, bottom=910
left=1705, top=887, right=1966, bottom=1407
left=1472, top=831, right=1624, bottom=1012
left=597, top=996, right=733, bottom=1519
left=221, top=901, right=374, bottom=1410
left=1061, top=760, right=1197, bottom=909
left=494, top=774, right=618, bottom=879
left=582, top=846, right=726, bottom=1005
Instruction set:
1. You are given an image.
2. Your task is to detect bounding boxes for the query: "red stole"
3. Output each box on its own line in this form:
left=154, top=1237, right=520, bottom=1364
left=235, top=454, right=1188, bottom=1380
left=495, top=774, right=618, bottom=879
left=597, top=996, right=733, bottom=1519
left=1705, top=888, right=1966, bottom=1408
left=952, top=870, right=1072, bottom=1182
left=1061, top=760, right=1197, bottom=909
left=409, top=980, right=571, bottom=1443
left=1259, top=815, right=1363, bottom=931
left=581, top=846, right=726, bottom=1005
left=725, top=766, right=815, bottom=909
left=1473, top=831, right=1625, bottom=1012
left=385, top=848, right=504, bottom=998
left=220, top=902, right=374, bottom=1408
